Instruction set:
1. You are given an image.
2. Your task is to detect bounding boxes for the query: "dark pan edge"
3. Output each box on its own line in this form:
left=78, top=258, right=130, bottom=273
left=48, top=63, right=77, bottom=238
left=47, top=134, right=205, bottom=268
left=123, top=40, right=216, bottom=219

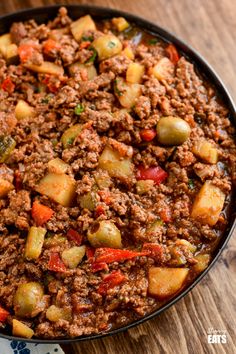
left=0, top=4, right=235, bottom=344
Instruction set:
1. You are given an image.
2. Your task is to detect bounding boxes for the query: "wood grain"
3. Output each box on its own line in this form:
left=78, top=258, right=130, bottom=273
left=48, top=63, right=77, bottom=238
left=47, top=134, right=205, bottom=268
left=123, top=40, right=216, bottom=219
left=0, top=1, right=235, bottom=353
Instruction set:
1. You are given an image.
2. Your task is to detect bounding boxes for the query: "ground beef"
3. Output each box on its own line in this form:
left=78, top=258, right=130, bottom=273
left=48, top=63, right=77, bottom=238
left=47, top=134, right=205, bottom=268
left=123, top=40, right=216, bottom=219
left=0, top=7, right=235, bottom=340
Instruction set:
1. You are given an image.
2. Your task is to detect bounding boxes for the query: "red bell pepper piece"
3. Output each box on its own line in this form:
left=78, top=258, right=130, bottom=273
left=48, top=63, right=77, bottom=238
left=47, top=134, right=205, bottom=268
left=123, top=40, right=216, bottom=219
left=142, top=243, right=164, bottom=262
left=94, top=248, right=148, bottom=264
left=43, top=39, right=61, bottom=56
left=86, top=246, right=95, bottom=261
left=95, top=205, right=106, bottom=217
left=31, top=201, right=54, bottom=226
left=79, top=41, right=91, bottom=50
left=91, top=262, right=108, bottom=273
left=48, top=252, right=66, bottom=272
left=18, top=43, right=36, bottom=63
left=42, top=75, right=60, bottom=93
left=160, top=206, right=172, bottom=223
left=98, top=270, right=126, bottom=295
left=136, top=166, right=167, bottom=185
left=140, top=129, right=156, bottom=142
left=67, top=229, right=83, bottom=246
left=0, top=306, right=9, bottom=322
left=166, top=44, right=180, bottom=64
left=1, top=78, right=15, bottom=94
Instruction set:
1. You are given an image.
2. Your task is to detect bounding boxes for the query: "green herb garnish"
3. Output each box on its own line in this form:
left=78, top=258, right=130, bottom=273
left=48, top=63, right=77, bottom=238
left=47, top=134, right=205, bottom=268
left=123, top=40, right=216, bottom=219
left=188, top=179, right=195, bottom=190
left=114, top=79, right=123, bottom=97
left=86, top=47, right=97, bottom=63
left=148, top=38, right=158, bottom=45
left=74, top=103, right=84, bottom=115
left=41, top=94, right=53, bottom=104
left=81, top=35, right=94, bottom=42
left=108, top=41, right=116, bottom=48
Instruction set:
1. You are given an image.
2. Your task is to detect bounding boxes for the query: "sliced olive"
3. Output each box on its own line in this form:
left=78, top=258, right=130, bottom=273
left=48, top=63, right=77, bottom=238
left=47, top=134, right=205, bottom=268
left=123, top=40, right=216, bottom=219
left=13, top=282, right=44, bottom=318
left=156, top=116, right=191, bottom=146
left=0, top=135, right=16, bottom=163
left=87, top=220, right=122, bottom=248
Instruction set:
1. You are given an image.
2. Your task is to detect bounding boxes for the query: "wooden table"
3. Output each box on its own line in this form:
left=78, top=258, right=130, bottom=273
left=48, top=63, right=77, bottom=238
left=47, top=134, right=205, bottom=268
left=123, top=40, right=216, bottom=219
left=0, top=1, right=235, bottom=353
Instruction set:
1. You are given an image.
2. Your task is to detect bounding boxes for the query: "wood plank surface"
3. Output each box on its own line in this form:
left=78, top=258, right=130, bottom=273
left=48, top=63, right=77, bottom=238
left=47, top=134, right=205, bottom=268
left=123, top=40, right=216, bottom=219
left=0, top=1, right=235, bottom=353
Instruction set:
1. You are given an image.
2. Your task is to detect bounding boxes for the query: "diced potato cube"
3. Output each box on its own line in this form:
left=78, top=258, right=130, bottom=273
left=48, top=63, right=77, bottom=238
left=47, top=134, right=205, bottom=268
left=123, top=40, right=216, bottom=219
left=61, top=245, right=86, bottom=269
left=192, top=140, right=218, bottom=164
left=71, top=15, right=96, bottom=42
left=79, top=190, right=97, bottom=211
left=94, top=171, right=112, bottom=189
left=48, top=158, right=69, bottom=174
left=6, top=43, right=18, bottom=62
left=191, top=180, right=225, bottom=226
left=98, top=146, right=133, bottom=180
left=25, top=61, right=64, bottom=76
left=148, top=267, right=189, bottom=299
left=114, top=78, right=141, bottom=108
left=126, top=62, right=144, bottom=84
left=68, top=62, right=97, bottom=79
left=12, top=319, right=34, bottom=338
left=36, top=173, right=76, bottom=207
left=0, top=178, right=14, bottom=198
left=92, top=34, right=122, bottom=61
left=136, top=179, right=154, bottom=195
left=46, top=305, right=72, bottom=322
left=61, top=124, right=83, bottom=149
left=193, top=254, right=210, bottom=273
left=0, top=33, right=12, bottom=57
left=112, top=17, right=130, bottom=32
left=25, top=226, right=46, bottom=260
left=122, top=46, right=134, bottom=60
left=151, top=57, right=175, bottom=80
left=15, top=100, right=34, bottom=120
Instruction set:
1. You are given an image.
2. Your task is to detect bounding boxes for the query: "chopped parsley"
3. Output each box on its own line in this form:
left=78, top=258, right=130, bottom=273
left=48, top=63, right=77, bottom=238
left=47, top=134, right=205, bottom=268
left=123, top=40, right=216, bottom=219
left=81, top=35, right=94, bottom=42
left=114, top=79, right=123, bottom=97
left=188, top=179, right=195, bottom=190
left=108, top=41, right=116, bottom=48
left=148, top=38, right=158, bottom=45
left=41, top=94, right=53, bottom=104
left=74, top=103, right=84, bottom=115
left=86, top=47, right=97, bottom=63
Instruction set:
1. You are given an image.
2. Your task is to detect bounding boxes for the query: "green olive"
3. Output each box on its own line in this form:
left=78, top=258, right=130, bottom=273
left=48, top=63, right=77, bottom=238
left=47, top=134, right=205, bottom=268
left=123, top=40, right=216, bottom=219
left=13, top=282, right=44, bottom=318
left=87, top=220, right=122, bottom=248
left=156, top=116, right=191, bottom=146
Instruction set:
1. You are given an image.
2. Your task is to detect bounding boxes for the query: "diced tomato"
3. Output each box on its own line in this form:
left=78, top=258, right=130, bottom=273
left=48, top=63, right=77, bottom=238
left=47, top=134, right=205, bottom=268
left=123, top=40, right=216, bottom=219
left=136, top=166, right=168, bottom=185
left=66, top=229, right=83, bottom=246
left=48, top=252, right=66, bottom=272
left=86, top=246, right=95, bottom=261
left=98, top=270, right=126, bottom=295
left=140, top=129, right=156, bottom=142
left=79, top=41, right=91, bottom=50
left=1, top=78, right=15, bottom=94
left=95, top=205, right=105, bottom=217
left=91, top=262, right=108, bottom=273
left=160, top=206, right=172, bottom=223
left=42, top=75, right=60, bottom=93
left=94, top=248, right=148, bottom=264
left=98, top=190, right=111, bottom=205
left=142, top=243, right=164, bottom=262
left=43, top=39, right=61, bottom=56
left=31, top=201, right=54, bottom=226
left=18, top=43, right=35, bottom=63
left=0, top=306, right=9, bottom=322
left=166, top=44, right=180, bottom=64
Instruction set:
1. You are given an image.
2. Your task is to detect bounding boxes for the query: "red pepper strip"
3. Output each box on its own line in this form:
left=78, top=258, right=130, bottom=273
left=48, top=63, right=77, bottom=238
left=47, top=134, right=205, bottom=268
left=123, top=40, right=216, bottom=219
left=43, top=39, right=61, bottom=56
left=91, top=262, right=108, bottom=273
left=80, top=41, right=91, bottom=50
left=136, top=166, right=168, bottom=185
left=48, top=252, right=66, bottom=272
left=142, top=243, right=164, bottom=262
left=140, top=129, right=156, bottom=142
left=31, top=201, right=54, bottom=226
left=1, top=78, right=15, bottom=94
left=98, top=270, right=126, bottom=295
left=94, top=248, right=148, bottom=264
left=166, top=44, right=180, bottom=64
left=95, top=205, right=105, bottom=217
left=67, top=229, right=83, bottom=246
left=0, top=306, right=9, bottom=322
left=86, top=246, right=95, bottom=262
left=160, top=207, right=172, bottom=223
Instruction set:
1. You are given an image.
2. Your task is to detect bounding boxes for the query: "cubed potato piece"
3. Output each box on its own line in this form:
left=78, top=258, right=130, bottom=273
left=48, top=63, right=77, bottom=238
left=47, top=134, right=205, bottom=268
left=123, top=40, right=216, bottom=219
left=15, top=100, right=34, bottom=120
left=6, top=43, right=18, bottom=62
left=112, top=17, right=130, bottom=32
left=98, top=146, right=133, bottom=180
left=68, top=62, right=97, bottom=79
left=114, top=78, right=142, bottom=108
left=61, top=245, right=86, bottom=269
left=79, top=190, right=97, bottom=211
left=122, top=46, right=134, bottom=60
left=0, top=178, right=14, bottom=198
left=46, top=305, right=72, bottom=322
left=12, top=319, right=34, bottom=339
left=25, top=61, right=64, bottom=76
left=25, top=226, right=46, bottom=260
left=191, top=180, right=225, bottom=226
left=92, top=34, right=122, bottom=61
left=148, top=267, right=189, bottom=299
left=0, top=33, right=12, bottom=57
left=193, top=254, right=211, bottom=273
left=151, top=57, right=175, bottom=80
left=126, top=62, right=144, bottom=84
left=61, top=124, right=83, bottom=149
left=36, top=173, right=76, bottom=207
left=71, top=15, right=96, bottom=42
left=48, top=158, right=69, bottom=174
left=192, top=140, right=218, bottom=164
left=136, top=180, right=154, bottom=195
